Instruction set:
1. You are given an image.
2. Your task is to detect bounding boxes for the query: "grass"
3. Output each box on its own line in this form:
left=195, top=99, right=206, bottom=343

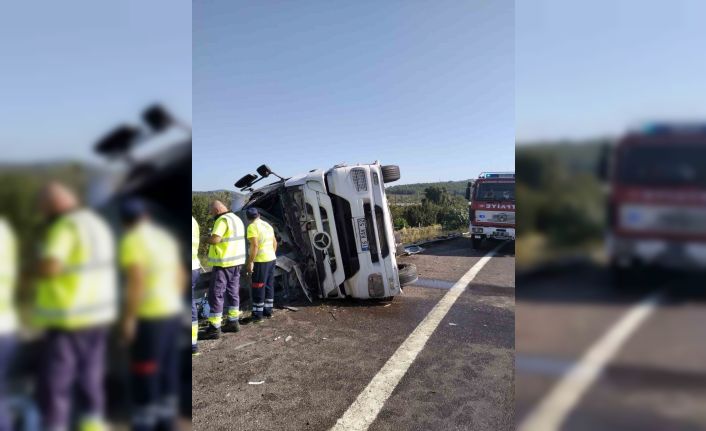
left=516, top=231, right=605, bottom=271
left=396, top=224, right=462, bottom=244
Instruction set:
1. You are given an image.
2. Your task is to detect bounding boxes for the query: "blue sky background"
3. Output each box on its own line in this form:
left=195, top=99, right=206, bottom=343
left=193, top=1, right=514, bottom=190
left=0, top=1, right=191, bottom=162
left=517, top=0, right=706, bottom=142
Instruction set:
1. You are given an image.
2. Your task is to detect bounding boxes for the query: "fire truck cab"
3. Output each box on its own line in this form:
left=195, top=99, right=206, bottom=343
left=466, top=172, right=516, bottom=249
left=606, top=123, right=706, bottom=280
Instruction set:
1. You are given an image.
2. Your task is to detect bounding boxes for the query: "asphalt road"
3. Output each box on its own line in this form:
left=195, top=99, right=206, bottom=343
left=517, top=264, right=706, bottom=431
left=192, top=237, right=515, bottom=431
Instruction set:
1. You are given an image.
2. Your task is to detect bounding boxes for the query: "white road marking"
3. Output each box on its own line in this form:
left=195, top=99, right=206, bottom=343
left=518, top=291, right=663, bottom=431
left=330, top=242, right=506, bottom=431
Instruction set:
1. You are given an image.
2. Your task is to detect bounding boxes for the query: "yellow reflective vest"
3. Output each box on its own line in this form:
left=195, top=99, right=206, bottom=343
left=120, top=220, right=183, bottom=319
left=0, top=218, right=17, bottom=334
left=191, top=216, right=200, bottom=271
left=207, top=212, right=246, bottom=268
left=34, top=209, right=117, bottom=330
left=246, top=218, right=277, bottom=263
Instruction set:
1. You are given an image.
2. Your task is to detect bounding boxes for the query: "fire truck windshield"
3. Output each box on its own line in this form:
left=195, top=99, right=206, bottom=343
left=617, top=144, right=706, bottom=187
left=474, top=182, right=515, bottom=201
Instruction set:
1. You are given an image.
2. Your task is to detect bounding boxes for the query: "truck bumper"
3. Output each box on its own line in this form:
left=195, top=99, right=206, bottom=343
left=608, top=234, right=706, bottom=270
left=470, top=226, right=515, bottom=241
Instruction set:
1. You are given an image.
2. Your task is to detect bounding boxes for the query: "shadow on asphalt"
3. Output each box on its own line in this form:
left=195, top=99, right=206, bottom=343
left=417, top=237, right=515, bottom=258
left=518, top=262, right=706, bottom=305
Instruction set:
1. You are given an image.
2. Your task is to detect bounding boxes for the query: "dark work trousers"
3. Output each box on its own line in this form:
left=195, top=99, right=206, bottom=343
left=130, top=316, right=180, bottom=431
left=38, top=327, right=108, bottom=430
left=251, top=260, right=276, bottom=320
left=191, top=269, right=199, bottom=321
left=207, top=265, right=241, bottom=326
left=0, top=335, right=16, bottom=431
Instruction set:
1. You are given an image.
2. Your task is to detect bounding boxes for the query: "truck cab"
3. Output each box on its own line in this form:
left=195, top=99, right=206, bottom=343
left=467, top=172, right=516, bottom=249
left=606, top=123, right=706, bottom=279
left=235, top=162, right=415, bottom=301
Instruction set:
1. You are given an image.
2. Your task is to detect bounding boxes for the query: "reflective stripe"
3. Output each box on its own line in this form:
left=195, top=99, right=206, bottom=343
left=35, top=301, right=115, bottom=319
left=207, top=254, right=246, bottom=264
left=62, top=261, right=113, bottom=274
left=221, top=236, right=245, bottom=243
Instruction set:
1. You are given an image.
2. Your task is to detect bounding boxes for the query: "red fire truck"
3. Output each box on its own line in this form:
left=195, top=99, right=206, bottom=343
left=466, top=172, right=516, bottom=249
left=606, top=123, right=706, bottom=281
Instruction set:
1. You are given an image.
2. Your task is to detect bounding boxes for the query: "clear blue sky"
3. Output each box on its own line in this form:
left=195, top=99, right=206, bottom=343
left=193, top=1, right=514, bottom=190
left=517, top=0, right=706, bottom=143
left=0, top=1, right=191, bottom=162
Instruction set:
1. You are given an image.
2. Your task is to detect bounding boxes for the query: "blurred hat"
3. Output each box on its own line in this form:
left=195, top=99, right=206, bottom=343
left=120, top=197, right=148, bottom=222
left=246, top=207, right=259, bottom=219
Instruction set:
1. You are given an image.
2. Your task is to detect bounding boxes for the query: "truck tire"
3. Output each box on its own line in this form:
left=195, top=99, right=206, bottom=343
left=381, top=165, right=401, bottom=183
left=398, top=263, right=418, bottom=286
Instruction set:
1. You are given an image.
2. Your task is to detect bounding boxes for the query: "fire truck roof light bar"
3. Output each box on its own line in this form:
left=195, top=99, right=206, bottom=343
left=478, top=172, right=515, bottom=179
left=639, top=122, right=706, bottom=135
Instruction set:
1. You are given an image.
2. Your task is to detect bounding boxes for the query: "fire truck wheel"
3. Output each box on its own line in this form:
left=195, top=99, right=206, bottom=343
left=398, top=263, right=418, bottom=286
left=381, top=165, right=401, bottom=183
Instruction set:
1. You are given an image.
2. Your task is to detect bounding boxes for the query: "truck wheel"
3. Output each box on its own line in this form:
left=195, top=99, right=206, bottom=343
left=381, top=165, right=401, bottom=183
left=398, top=263, right=418, bottom=286
left=471, top=236, right=483, bottom=249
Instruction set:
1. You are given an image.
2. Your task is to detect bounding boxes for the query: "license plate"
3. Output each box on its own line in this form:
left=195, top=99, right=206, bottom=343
left=357, top=218, right=369, bottom=251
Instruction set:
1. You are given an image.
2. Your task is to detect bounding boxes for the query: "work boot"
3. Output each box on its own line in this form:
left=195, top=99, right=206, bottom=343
left=263, top=313, right=273, bottom=320
left=192, top=344, right=200, bottom=356
left=222, top=320, right=240, bottom=333
left=252, top=317, right=263, bottom=325
left=199, top=324, right=220, bottom=340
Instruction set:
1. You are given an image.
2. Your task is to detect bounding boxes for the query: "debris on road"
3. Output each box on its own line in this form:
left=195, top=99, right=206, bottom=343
left=329, top=310, right=338, bottom=320
left=284, top=305, right=300, bottom=312
left=384, top=303, right=392, bottom=307
left=449, top=322, right=458, bottom=326
left=248, top=381, right=265, bottom=385
left=274, top=336, right=282, bottom=341
left=404, top=245, right=425, bottom=255
left=285, top=335, right=293, bottom=342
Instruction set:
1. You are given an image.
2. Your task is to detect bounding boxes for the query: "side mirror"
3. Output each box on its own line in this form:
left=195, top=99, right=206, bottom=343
left=142, top=104, right=173, bottom=132
left=235, top=173, right=258, bottom=189
left=465, top=181, right=472, bottom=200
left=257, top=164, right=272, bottom=177
left=94, top=125, right=140, bottom=157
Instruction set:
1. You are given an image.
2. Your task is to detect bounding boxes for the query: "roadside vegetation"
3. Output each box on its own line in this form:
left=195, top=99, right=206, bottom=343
left=516, top=140, right=608, bottom=269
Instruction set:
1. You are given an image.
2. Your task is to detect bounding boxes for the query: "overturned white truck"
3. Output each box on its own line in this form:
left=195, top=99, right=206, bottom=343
left=233, top=162, right=418, bottom=302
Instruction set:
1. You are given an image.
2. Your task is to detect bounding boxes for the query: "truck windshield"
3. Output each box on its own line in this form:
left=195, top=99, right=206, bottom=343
left=617, top=144, right=706, bottom=187
left=474, top=182, right=515, bottom=201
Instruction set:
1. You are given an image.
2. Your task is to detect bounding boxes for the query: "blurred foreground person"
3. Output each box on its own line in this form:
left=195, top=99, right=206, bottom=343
left=35, top=182, right=117, bottom=431
left=201, top=200, right=245, bottom=339
left=0, top=218, right=17, bottom=431
left=244, top=208, right=277, bottom=323
left=191, top=216, right=200, bottom=356
left=119, top=199, right=184, bottom=431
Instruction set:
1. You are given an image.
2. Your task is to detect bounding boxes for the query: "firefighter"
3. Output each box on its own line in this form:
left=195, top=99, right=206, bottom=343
left=119, top=198, right=184, bottom=431
left=201, top=200, right=246, bottom=339
left=0, top=217, right=17, bottom=431
left=191, top=216, right=200, bottom=355
left=34, top=181, right=117, bottom=431
left=244, top=208, right=278, bottom=322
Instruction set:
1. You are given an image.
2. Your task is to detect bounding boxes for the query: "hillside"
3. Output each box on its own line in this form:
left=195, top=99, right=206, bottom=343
left=386, top=179, right=471, bottom=198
